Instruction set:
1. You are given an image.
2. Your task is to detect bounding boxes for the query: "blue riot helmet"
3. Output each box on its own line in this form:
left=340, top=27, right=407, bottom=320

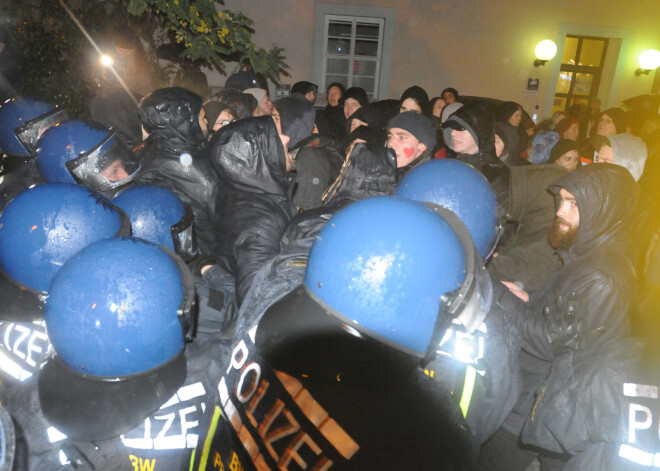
left=395, top=159, right=501, bottom=259
left=39, top=237, right=195, bottom=441
left=112, top=185, right=197, bottom=261
left=36, top=119, right=140, bottom=192
left=258, top=196, right=492, bottom=364
left=0, top=97, right=67, bottom=157
left=0, top=183, right=131, bottom=321
left=252, top=197, right=485, bottom=468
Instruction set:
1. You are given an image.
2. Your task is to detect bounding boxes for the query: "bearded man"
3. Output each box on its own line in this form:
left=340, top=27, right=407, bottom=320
left=477, top=163, right=639, bottom=470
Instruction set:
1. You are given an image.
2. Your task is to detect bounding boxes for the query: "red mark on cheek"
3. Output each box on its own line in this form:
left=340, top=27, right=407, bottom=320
left=403, top=146, right=415, bottom=159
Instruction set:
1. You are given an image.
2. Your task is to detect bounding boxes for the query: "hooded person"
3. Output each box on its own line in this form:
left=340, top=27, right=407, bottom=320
left=89, top=86, right=143, bottom=149
left=387, top=111, right=436, bottom=181
left=529, top=131, right=560, bottom=165
left=496, top=101, right=526, bottom=157
left=134, top=87, right=219, bottom=256
left=479, top=164, right=639, bottom=469
left=210, top=114, right=297, bottom=306
left=274, top=95, right=343, bottom=211
left=344, top=103, right=386, bottom=149
left=593, top=133, right=648, bottom=181
left=342, top=86, right=369, bottom=120
left=315, top=81, right=346, bottom=145
left=399, top=85, right=431, bottom=116
left=443, top=101, right=510, bottom=219
left=290, top=80, right=318, bottom=104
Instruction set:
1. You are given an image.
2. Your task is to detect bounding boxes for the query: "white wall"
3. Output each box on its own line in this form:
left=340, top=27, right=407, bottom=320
left=213, top=0, right=660, bottom=117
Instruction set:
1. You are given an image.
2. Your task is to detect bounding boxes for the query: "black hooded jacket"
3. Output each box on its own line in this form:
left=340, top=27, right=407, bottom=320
left=134, top=87, right=218, bottom=256
left=280, top=143, right=397, bottom=250
left=502, top=164, right=638, bottom=449
left=443, top=102, right=510, bottom=219
left=210, top=116, right=296, bottom=306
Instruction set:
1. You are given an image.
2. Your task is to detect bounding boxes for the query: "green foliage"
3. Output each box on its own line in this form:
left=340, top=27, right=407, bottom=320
left=3, top=0, right=287, bottom=116
left=126, top=0, right=289, bottom=80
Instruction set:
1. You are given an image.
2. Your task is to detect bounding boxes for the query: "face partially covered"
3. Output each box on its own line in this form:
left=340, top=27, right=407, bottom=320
left=450, top=129, right=479, bottom=155
left=597, top=113, right=617, bottom=136
left=344, top=98, right=361, bottom=119
left=271, top=108, right=294, bottom=171
left=400, top=98, right=422, bottom=114
left=595, top=145, right=614, bottom=164
left=549, top=188, right=579, bottom=249
left=387, top=127, right=427, bottom=168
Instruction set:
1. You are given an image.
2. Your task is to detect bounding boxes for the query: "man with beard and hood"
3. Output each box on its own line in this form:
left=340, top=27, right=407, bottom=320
left=443, top=101, right=510, bottom=219
left=275, top=95, right=345, bottom=211
left=210, top=111, right=297, bottom=307
left=477, top=164, right=639, bottom=470
left=134, top=87, right=219, bottom=256
left=386, top=111, right=437, bottom=181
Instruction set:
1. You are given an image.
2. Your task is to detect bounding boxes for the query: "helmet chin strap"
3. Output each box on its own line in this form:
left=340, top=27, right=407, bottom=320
left=421, top=205, right=492, bottom=368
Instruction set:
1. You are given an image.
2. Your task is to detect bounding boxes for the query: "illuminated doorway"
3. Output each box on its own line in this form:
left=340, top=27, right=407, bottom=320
left=552, top=35, right=609, bottom=115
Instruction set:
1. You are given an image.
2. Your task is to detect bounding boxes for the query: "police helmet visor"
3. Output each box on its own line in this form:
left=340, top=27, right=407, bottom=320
left=38, top=245, right=193, bottom=441
left=66, top=132, right=140, bottom=191
left=39, top=349, right=186, bottom=441
left=14, top=109, right=69, bottom=157
left=422, top=206, right=493, bottom=367
left=171, top=205, right=198, bottom=263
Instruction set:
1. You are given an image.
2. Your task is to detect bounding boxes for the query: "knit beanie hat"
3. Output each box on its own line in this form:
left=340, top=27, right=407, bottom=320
left=607, top=133, right=648, bottom=181
left=387, top=111, right=436, bottom=151
left=274, top=95, right=316, bottom=149
left=326, top=82, right=346, bottom=96
left=493, top=122, right=510, bottom=152
left=601, top=108, right=627, bottom=134
left=244, top=88, right=267, bottom=107
left=496, top=101, right=522, bottom=123
left=225, top=71, right=258, bottom=92
left=291, top=81, right=318, bottom=96
left=549, top=139, right=578, bottom=164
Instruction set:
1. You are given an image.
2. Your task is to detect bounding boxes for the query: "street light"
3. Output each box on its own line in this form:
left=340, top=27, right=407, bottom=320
left=534, top=40, right=557, bottom=67
left=635, top=49, right=660, bottom=76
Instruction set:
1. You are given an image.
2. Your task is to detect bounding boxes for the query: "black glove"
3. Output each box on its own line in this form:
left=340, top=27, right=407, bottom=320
left=543, top=291, right=603, bottom=355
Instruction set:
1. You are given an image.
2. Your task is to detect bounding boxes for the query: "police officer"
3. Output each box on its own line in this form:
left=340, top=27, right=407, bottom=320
left=191, top=195, right=509, bottom=470
left=0, top=97, right=67, bottom=206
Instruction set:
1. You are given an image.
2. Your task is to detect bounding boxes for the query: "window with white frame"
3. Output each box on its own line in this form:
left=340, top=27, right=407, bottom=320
left=322, top=15, right=384, bottom=99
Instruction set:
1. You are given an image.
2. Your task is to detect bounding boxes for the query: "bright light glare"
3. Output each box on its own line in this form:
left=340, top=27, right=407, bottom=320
left=535, top=40, right=557, bottom=61
left=100, top=54, right=114, bottom=67
left=639, top=49, right=660, bottom=71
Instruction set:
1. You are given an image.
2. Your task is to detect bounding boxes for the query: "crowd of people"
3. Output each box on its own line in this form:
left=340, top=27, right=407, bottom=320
left=0, top=32, right=660, bottom=470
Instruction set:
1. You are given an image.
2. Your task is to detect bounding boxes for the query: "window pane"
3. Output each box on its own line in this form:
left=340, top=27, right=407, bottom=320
left=328, top=21, right=352, bottom=38
left=573, top=73, right=594, bottom=95
left=355, top=40, right=378, bottom=57
left=327, top=58, right=350, bottom=75
left=325, top=75, right=349, bottom=88
left=353, top=60, right=377, bottom=77
left=356, top=23, right=379, bottom=39
left=562, top=37, right=579, bottom=65
left=552, top=96, right=567, bottom=115
left=352, top=76, right=375, bottom=94
left=327, top=38, right=350, bottom=55
left=578, top=39, right=605, bottom=67
left=555, top=71, right=572, bottom=94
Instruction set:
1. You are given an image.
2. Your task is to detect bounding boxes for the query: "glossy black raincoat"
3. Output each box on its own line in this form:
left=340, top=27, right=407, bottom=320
left=210, top=116, right=296, bottom=306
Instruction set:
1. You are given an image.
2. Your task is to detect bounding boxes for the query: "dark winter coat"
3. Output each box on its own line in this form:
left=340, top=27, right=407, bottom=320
left=488, top=164, right=567, bottom=291
left=280, top=143, right=396, bottom=249
left=443, top=102, right=510, bottom=219
left=504, top=164, right=638, bottom=450
left=210, top=116, right=296, bottom=306
left=134, top=87, right=218, bottom=256
left=315, top=104, right=346, bottom=146
left=291, top=135, right=344, bottom=210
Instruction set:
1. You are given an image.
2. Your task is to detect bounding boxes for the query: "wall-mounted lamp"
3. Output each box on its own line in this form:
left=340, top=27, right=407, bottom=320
left=534, top=40, right=557, bottom=67
left=635, top=49, right=660, bottom=76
